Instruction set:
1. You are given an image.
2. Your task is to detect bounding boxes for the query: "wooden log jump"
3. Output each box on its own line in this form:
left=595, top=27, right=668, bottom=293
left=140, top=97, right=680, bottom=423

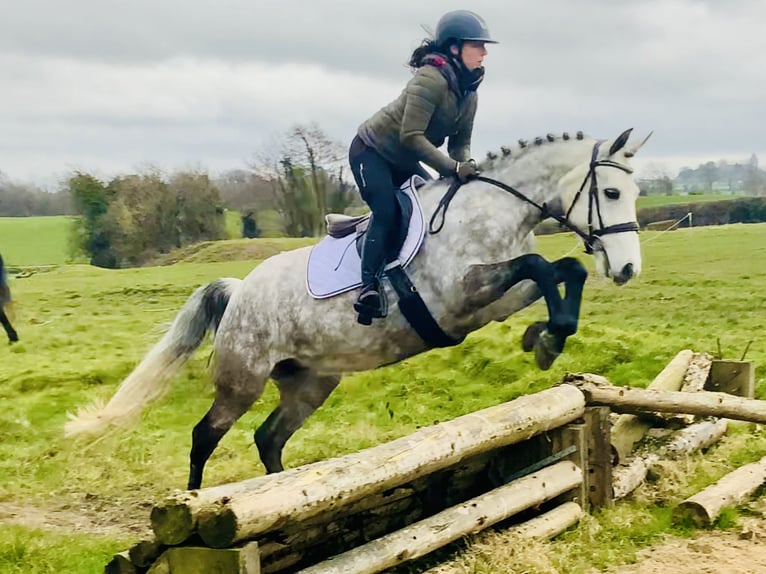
left=109, top=352, right=760, bottom=574
left=149, top=385, right=585, bottom=548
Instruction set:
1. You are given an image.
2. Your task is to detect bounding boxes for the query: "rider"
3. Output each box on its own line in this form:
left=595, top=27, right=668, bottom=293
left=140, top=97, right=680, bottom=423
left=348, top=10, right=497, bottom=325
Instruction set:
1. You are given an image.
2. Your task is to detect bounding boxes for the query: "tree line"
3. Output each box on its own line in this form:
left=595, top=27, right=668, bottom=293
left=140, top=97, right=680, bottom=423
left=639, top=154, right=765, bottom=196
left=2, top=123, right=363, bottom=267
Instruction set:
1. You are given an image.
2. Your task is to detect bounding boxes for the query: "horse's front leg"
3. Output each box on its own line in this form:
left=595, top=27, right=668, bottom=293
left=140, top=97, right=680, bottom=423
left=551, top=256, right=587, bottom=334
left=521, top=257, right=587, bottom=369
left=463, top=254, right=586, bottom=369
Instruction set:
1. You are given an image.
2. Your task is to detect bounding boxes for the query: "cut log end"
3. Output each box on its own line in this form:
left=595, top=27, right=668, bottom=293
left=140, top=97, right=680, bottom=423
left=675, top=500, right=714, bottom=527
left=150, top=502, right=195, bottom=546
left=198, top=506, right=239, bottom=549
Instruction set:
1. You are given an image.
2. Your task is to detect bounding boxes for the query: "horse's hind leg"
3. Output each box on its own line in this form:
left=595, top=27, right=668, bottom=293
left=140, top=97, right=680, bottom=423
left=188, top=362, right=269, bottom=490
left=0, top=308, right=18, bottom=343
left=255, top=360, right=340, bottom=474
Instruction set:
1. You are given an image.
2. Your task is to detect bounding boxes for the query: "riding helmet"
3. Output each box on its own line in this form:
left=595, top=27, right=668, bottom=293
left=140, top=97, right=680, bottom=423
left=434, top=10, right=498, bottom=46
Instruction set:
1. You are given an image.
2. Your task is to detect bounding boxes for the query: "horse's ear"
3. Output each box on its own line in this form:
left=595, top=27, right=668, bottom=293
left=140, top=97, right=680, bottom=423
left=624, top=131, right=653, bottom=158
left=608, top=128, right=633, bottom=157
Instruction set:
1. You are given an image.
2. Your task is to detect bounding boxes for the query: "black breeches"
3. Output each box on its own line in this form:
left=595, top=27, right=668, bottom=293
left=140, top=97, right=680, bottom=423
left=348, top=136, right=429, bottom=285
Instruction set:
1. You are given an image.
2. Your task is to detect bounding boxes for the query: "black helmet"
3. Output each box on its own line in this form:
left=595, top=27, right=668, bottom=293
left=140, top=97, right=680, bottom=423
left=434, top=10, right=498, bottom=46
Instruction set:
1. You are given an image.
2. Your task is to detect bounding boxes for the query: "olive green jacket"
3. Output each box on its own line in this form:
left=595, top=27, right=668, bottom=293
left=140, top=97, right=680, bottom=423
left=357, top=65, right=477, bottom=176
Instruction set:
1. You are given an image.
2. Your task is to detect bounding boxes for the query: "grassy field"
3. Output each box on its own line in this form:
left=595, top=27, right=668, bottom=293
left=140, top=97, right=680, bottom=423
left=0, top=209, right=289, bottom=269
left=0, top=216, right=81, bottom=266
left=0, top=225, right=765, bottom=573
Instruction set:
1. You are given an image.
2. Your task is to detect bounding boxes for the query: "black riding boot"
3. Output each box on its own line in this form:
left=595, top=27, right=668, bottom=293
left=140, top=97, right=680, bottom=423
left=354, top=226, right=388, bottom=325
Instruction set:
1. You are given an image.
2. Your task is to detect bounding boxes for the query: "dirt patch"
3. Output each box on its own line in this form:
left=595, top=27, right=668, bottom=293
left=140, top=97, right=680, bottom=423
left=607, top=518, right=766, bottom=573
left=0, top=498, right=152, bottom=539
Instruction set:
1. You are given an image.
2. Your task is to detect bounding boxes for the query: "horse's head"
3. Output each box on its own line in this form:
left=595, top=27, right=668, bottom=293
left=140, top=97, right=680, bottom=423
left=559, top=128, right=650, bottom=285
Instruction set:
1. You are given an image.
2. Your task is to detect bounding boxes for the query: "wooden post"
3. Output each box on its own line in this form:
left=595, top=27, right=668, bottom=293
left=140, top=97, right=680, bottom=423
left=582, top=406, right=612, bottom=509
left=549, top=424, right=588, bottom=511
left=706, top=360, right=755, bottom=399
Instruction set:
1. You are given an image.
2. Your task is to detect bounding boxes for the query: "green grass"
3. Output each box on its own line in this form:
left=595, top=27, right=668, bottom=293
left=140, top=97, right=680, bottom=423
left=0, top=224, right=765, bottom=572
left=0, top=216, right=80, bottom=267
left=0, top=525, right=128, bottom=574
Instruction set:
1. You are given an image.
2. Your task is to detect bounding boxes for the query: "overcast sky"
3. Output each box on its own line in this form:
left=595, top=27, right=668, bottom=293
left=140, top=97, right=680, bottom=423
left=0, top=0, right=764, bottom=187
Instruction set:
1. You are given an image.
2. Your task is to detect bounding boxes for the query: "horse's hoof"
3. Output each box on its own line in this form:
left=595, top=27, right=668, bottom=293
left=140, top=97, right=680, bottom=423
left=522, top=321, right=547, bottom=352
left=534, top=330, right=561, bottom=371
left=356, top=313, right=373, bottom=326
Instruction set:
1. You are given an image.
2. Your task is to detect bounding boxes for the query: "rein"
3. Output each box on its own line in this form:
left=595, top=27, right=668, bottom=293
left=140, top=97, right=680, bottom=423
left=428, top=141, right=639, bottom=253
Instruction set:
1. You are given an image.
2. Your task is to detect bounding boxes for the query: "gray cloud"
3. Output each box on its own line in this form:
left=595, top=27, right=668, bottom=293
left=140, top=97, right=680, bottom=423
left=0, top=0, right=764, bottom=184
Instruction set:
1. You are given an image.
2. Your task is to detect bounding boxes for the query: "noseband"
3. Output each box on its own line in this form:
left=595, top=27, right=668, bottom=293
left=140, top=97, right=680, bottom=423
left=563, top=140, right=639, bottom=253
left=428, top=140, right=640, bottom=254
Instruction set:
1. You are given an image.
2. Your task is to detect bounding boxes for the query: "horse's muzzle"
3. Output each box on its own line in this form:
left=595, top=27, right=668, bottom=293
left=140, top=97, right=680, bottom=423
left=613, top=262, right=634, bottom=285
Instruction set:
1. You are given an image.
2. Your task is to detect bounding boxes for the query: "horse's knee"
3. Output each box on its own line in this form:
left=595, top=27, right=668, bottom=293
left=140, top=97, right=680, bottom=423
left=558, top=257, right=588, bottom=283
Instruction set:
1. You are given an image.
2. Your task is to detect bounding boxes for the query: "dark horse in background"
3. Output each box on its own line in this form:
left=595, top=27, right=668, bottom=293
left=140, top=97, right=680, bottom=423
left=0, top=252, right=19, bottom=343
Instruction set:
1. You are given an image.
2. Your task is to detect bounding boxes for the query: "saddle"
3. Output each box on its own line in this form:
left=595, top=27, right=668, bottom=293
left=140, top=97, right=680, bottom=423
left=325, top=186, right=415, bottom=262
left=306, top=175, right=426, bottom=300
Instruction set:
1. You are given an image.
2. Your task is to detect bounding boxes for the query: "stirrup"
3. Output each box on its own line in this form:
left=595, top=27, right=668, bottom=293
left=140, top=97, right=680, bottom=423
left=354, top=285, right=387, bottom=324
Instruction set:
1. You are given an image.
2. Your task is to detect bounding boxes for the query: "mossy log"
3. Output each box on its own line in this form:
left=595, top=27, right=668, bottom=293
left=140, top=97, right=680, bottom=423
left=193, top=386, right=585, bottom=548
left=296, top=461, right=582, bottom=574
left=677, top=455, right=766, bottom=525
left=128, top=538, right=164, bottom=568
left=151, top=479, right=278, bottom=545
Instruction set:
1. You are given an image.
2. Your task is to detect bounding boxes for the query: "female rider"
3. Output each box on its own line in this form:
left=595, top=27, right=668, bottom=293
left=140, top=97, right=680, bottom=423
left=348, top=9, right=497, bottom=325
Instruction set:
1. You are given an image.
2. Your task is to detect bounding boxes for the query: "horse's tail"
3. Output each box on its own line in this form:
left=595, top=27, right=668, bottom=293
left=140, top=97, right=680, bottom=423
left=65, top=277, right=241, bottom=437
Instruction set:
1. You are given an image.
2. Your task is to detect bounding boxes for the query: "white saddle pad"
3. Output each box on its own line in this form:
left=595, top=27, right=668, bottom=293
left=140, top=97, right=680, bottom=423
left=306, top=175, right=427, bottom=299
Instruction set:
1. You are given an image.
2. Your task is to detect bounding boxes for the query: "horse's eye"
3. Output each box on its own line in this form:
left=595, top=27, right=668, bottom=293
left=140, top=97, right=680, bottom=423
left=604, top=188, right=621, bottom=200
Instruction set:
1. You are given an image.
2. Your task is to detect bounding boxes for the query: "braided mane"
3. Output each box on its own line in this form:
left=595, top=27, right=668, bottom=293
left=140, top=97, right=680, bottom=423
left=480, top=131, right=589, bottom=170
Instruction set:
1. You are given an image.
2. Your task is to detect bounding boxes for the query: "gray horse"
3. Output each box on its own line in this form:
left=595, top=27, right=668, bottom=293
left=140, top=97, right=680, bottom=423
left=66, top=128, right=649, bottom=489
left=0, top=253, right=18, bottom=343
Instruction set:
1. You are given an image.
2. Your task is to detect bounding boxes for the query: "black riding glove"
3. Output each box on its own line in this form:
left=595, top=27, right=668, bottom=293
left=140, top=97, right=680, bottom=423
left=455, top=159, right=479, bottom=183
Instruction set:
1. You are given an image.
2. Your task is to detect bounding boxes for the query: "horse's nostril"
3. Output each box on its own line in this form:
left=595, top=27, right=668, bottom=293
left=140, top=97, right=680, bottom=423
left=620, top=263, right=634, bottom=282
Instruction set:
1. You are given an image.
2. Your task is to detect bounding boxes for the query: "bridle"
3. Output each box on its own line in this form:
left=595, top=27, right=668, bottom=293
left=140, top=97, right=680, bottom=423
left=429, top=140, right=640, bottom=254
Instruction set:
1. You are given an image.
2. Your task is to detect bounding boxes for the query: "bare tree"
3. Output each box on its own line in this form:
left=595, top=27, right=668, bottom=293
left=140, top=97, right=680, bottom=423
left=250, top=123, right=358, bottom=237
